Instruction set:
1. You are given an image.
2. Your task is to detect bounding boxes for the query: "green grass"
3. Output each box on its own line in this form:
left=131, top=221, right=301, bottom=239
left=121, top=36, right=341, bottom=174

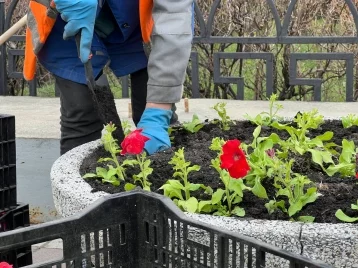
left=22, top=83, right=56, bottom=97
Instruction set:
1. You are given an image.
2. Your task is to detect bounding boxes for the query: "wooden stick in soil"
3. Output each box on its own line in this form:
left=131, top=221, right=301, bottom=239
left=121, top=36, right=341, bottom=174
left=184, top=98, right=189, bottom=113
left=128, top=102, right=132, bottom=118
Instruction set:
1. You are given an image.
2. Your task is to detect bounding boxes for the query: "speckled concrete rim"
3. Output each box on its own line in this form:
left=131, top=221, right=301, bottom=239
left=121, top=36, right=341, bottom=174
left=51, top=134, right=358, bottom=268
left=50, top=139, right=108, bottom=217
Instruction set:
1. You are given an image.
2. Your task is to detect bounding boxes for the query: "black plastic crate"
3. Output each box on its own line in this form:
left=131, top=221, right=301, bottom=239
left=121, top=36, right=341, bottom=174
left=0, top=114, right=17, bottom=212
left=0, top=190, right=333, bottom=268
left=0, top=186, right=17, bottom=213
left=0, top=115, right=15, bottom=143
left=0, top=203, right=32, bottom=267
left=0, top=165, right=17, bottom=212
left=0, top=203, right=30, bottom=232
left=0, top=247, right=32, bottom=268
left=0, top=141, right=16, bottom=167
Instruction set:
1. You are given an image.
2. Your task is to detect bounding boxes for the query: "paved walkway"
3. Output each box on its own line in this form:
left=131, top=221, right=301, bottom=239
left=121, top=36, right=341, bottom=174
left=1, top=96, right=358, bottom=265
left=2, top=96, right=358, bottom=139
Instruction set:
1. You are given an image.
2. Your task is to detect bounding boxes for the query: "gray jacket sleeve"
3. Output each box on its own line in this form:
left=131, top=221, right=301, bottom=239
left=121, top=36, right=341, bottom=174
left=146, top=0, right=193, bottom=104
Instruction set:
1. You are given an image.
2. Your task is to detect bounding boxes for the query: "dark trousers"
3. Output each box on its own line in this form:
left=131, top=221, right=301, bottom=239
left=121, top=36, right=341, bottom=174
left=56, top=68, right=178, bottom=155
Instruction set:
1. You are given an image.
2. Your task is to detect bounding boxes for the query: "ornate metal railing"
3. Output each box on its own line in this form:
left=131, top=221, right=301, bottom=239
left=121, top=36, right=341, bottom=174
left=0, top=0, right=357, bottom=101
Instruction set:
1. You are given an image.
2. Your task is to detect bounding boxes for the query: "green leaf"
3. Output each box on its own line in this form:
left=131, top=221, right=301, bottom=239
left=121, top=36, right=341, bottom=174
left=277, top=188, right=290, bottom=197
left=259, top=139, right=274, bottom=151
left=133, top=174, right=143, bottom=181
left=106, top=167, right=117, bottom=179
left=295, top=145, right=305, bottom=155
left=335, top=209, right=358, bottom=223
left=102, top=176, right=120, bottom=187
left=275, top=200, right=287, bottom=212
left=253, top=126, right=262, bottom=140
left=321, top=151, right=334, bottom=164
left=182, top=197, right=198, bottom=213
left=205, top=186, right=214, bottom=195
left=125, top=183, right=136, bottom=191
left=168, top=180, right=184, bottom=190
left=267, top=133, right=282, bottom=144
left=189, top=183, right=202, bottom=191
left=187, top=165, right=201, bottom=173
left=159, top=184, right=184, bottom=200
left=232, top=206, right=245, bottom=217
left=352, top=204, right=358, bottom=210
left=198, top=200, right=213, bottom=213
left=232, top=195, right=243, bottom=204
left=309, top=137, right=323, bottom=147
left=212, top=189, right=225, bottom=204
left=288, top=201, right=303, bottom=217
left=96, top=167, right=108, bottom=178
left=309, top=149, right=333, bottom=169
left=229, top=179, right=246, bottom=198
left=326, top=163, right=355, bottom=177
left=144, top=159, right=151, bottom=169
left=265, top=200, right=286, bottom=214
left=98, top=157, right=114, bottom=163
left=182, top=115, right=204, bottom=133
left=173, top=171, right=184, bottom=179
left=83, top=173, right=97, bottom=179
left=209, top=137, right=225, bottom=152
left=340, top=139, right=355, bottom=163
left=122, top=159, right=137, bottom=166
left=143, top=185, right=151, bottom=191
left=265, top=200, right=276, bottom=214
left=316, top=131, right=333, bottom=141
left=297, top=216, right=315, bottom=223
left=301, top=187, right=321, bottom=206
left=252, top=177, right=268, bottom=199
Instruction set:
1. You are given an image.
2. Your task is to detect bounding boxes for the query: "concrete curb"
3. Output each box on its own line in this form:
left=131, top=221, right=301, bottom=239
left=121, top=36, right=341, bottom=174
left=51, top=138, right=357, bottom=268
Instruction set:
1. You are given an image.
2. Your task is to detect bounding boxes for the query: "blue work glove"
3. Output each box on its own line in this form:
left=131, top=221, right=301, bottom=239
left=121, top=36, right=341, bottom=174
left=137, top=108, right=173, bottom=155
left=53, top=0, right=97, bottom=63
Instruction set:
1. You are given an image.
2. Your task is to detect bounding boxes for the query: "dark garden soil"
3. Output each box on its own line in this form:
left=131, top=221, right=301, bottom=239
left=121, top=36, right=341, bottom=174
left=80, top=119, right=358, bottom=224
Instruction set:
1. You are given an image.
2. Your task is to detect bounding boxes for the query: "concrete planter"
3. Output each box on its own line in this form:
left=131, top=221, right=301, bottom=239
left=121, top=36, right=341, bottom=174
left=51, top=139, right=357, bottom=268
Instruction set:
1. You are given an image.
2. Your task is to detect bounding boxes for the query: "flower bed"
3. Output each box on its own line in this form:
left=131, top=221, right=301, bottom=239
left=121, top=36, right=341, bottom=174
left=51, top=98, right=358, bottom=267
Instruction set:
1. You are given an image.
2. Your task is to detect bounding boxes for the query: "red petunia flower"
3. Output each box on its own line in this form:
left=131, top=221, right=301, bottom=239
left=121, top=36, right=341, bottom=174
left=355, top=172, right=358, bottom=179
left=0, top=262, right=12, bottom=268
left=120, top=129, right=150, bottom=155
left=220, top=139, right=250, bottom=179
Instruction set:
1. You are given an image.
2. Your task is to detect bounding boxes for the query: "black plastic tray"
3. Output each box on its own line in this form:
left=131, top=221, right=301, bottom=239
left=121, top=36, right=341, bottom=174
left=0, top=190, right=333, bottom=268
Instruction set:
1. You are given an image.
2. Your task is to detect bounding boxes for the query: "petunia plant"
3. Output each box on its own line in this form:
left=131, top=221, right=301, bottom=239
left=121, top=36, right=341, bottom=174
left=208, top=138, right=251, bottom=217
left=212, top=102, right=233, bottom=131
left=120, top=129, right=153, bottom=191
left=160, top=148, right=208, bottom=213
left=83, top=123, right=131, bottom=186
left=341, top=114, right=358, bottom=128
left=245, top=93, right=283, bottom=126
left=182, top=114, right=205, bottom=134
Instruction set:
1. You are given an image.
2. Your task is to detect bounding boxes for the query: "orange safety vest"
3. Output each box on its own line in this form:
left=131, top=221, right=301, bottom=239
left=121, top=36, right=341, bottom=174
left=24, top=0, right=154, bottom=81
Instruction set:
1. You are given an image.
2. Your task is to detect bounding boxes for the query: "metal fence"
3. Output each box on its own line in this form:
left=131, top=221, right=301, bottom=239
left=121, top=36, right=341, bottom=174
left=0, top=0, right=357, bottom=101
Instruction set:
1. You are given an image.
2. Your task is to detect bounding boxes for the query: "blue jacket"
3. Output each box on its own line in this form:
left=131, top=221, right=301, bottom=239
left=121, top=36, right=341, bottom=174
left=38, top=0, right=148, bottom=84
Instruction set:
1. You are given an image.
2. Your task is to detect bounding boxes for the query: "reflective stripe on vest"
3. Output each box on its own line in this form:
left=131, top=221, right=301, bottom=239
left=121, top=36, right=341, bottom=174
left=139, top=0, right=153, bottom=44
left=24, top=0, right=57, bottom=80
